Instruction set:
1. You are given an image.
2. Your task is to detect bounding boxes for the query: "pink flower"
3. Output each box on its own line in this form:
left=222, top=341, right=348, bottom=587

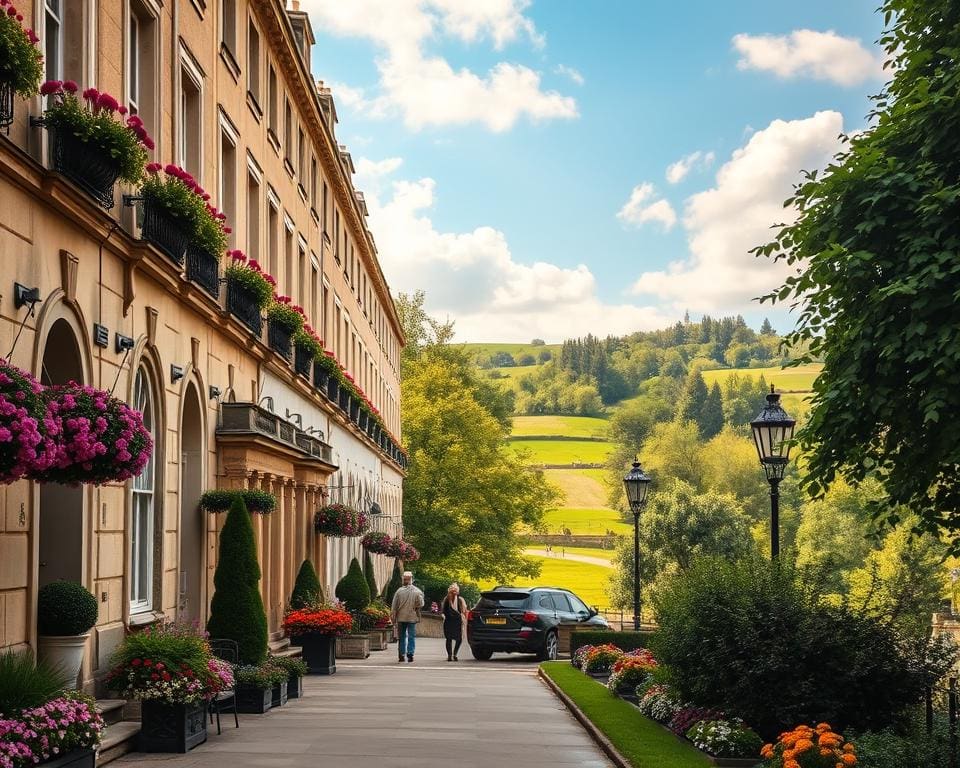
left=143, top=136, right=155, bottom=151
left=117, top=105, right=127, bottom=115
left=6, top=6, right=16, bottom=16
left=146, top=162, right=162, bottom=174
left=82, top=87, right=99, bottom=101
left=223, top=226, right=232, bottom=234
left=39, top=80, right=62, bottom=96
left=96, top=92, right=119, bottom=112
left=62, top=80, right=78, bottom=93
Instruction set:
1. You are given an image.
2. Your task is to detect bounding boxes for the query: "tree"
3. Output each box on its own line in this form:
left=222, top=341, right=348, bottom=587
left=382, top=560, right=403, bottom=602
left=676, top=371, right=709, bottom=428
left=363, top=549, right=378, bottom=601
left=700, top=428, right=771, bottom=521
left=757, top=0, right=960, bottom=550
left=760, top=318, right=775, bottom=336
left=639, top=420, right=704, bottom=489
left=289, top=559, right=323, bottom=609
left=490, top=351, right=516, bottom=368
left=517, top=353, right=536, bottom=366
left=700, top=383, right=724, bottom=439
left=531, top=338, right=546, bottom=346
left=207, top=497, right=268, bottom=664
left=335, top=558, right=371, bottom=611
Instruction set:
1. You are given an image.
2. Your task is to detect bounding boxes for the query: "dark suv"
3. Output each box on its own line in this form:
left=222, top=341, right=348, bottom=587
left=467, top=586, right=608, bottom=661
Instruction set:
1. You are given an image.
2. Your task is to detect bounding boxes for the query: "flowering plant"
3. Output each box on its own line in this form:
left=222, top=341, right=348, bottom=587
left=607, top=652, right=657, bottom=694
left=40, top=83, right=152, bottom=182
left=199, top=488, right=277, bottom=514
left=386, top=538, right=419, bottom=562
left=282, top=606, right=354, bottom=636
left=361, top=531, right=393, bottom=555
left=361, top=601, right=392, bottom=629
left=0, top=361, right=57, bottom=484
left=33, top=383, right=152, bottom=485
left=669, top=705, right=724, bottom=737
left=207, top=657, right=235, bottom=692
left=142, top=163, right=229, bottom=257
left=266, top=296, right=306, bottom=334
left=761, top=724, right=857, bottom=768
left=572, top=645, right=594, bottom=669
left=235, top=662, right=287, bottom=689
left=225, top=251, right=275, bottom=309
left=637, top=683, right=682, bottom=724
left=271, top=656, right=308, bottom=678
left=583, top=643, right=624, bottom=674
left=0, top=0, right=43, bottom=98
left=0, top=693, right=104, bottom=768
left=687, top=719, right=763, bottom=759
left=314, top=503, right=369, bottom=537
left=295, top=325, right=324, bottom=358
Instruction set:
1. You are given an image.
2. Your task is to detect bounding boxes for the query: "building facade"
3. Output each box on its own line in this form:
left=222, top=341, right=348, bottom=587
left=0, top=0, right=405, bottom=688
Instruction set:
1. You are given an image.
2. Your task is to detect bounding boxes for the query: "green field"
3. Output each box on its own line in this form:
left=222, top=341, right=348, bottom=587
left=543, top=468, right=609, bottom=508
left=511, top=415, right=609, bottom=438
left=481, top=556, right=612, bottom=607
left=510, top=439, right=612, bottom=466
left=542, top=507, right=631, bottom=536
left=462, top=342, right=561, bottom=358
left=486, top=365, right=539, bottom=382
left=701, top=363, right=822, bottom=392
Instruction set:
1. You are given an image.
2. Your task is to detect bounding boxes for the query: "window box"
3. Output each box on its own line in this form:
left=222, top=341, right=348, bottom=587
left=141, top=198, right=192, bottom=265
left=349, top=398, right=361, bottom=423
left=338, top=388, right=350, bottom=412
left=358, top=411, right=368, bottom=432
left=271, top=680, right=288, bottom=708
left=314, top=366, right=330, bottom=391
left=50, top=129, right=123, bottom=209
left=326, top=377, right=339, bottom=402
left=186, top=246, right=221, bottom=299
left=139, top=700, right=208, bottom=753
left=294, top=342, right=313, bottom=378
left=268, top=321, right=294, bottom=360
left=0, top=82, right=14, bottom=129
left=39, top=748, right=96, bottom=768
left=226, top=277, right=263, bottom=335
left=235, top=684, right=272, bottom=714
left=299, top=632, right=336, bottom=675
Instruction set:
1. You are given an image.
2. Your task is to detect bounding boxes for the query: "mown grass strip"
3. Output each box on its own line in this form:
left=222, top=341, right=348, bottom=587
left=540, top=662, right=710, bottom=768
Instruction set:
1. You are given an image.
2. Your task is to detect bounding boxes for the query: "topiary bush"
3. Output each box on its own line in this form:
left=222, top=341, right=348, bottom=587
left=289, top=559, right=323, bottom=609
left=363, top=550, right=378, bottom=602
left=651, top=555, right=957, bottom=738
left=335, top=558, right=370, bottom=612
left=37, top=581, right=98, bottom=636
left=382, top=560, right=403, bottom=604
left=207, top=496, right=268, bottom=664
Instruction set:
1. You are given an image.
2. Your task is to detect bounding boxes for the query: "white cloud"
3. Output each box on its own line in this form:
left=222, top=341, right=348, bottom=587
left=665, top=151, right=715, bottom=184
left=554, top=64, right=585, bottom=85
left=733, top=29, right=882, bottom=86
left=360, top=159, right=670, bottom=341
left=302, top=0, right=577, bottom=132
left=632, top=111, right=844, bottom=313
left=616, top=184, right=677, bottom=230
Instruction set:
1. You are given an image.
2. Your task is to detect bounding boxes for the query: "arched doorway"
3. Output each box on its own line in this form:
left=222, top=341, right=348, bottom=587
left=38, top=319, right=84, bottom=587
left=178, top=383, right=204, bottom=623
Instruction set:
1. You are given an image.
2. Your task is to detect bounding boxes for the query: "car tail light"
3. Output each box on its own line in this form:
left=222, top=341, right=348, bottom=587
left=522, top=611, right=538, bottom=624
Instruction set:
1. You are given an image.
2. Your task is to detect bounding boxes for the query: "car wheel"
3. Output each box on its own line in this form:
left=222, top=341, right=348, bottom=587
left=471, top=645, right=493, bottom=661
left=537, top=631, right=559, bottom=661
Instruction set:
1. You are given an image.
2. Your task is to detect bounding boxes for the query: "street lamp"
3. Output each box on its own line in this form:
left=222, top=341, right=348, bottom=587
left=750, top=386, right=796, bottom=559
left=623, top=459, right=651, bottom=631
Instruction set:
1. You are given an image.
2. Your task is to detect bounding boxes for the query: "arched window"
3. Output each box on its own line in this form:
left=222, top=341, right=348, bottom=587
left=131, top=367, right=156, bottom=613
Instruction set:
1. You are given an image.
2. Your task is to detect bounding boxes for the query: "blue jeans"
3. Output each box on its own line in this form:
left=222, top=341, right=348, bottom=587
left=398, top=622, right=417, bottom=658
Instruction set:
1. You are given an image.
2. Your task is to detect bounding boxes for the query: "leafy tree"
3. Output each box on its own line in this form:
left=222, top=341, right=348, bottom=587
left=676, top=371, right=709, bottom=429
left=700, top=382, right=724, bottom=439
left=531, top=338, right=546, bottom=346
left=757, top=0, right=960, bottom=549
left=207, top=497, right=268, bottom=664
left=490, top=351, right=516, bottom=368
left=537, top=349, right=552, bottom=364
left=335, top=558, right=371, bottom=611
left=760, top=318, right=776, bottom=336
left=383, top=560, right=403, bottom=603
left=639, top=420, right=704, bottom=489
left=700, top=428, right=771, bottom=521
left=517, top=353, right=536, bottom=366
left=289, top=559, right=323, bottom=609
left=363, top=549, right=378, bottom=601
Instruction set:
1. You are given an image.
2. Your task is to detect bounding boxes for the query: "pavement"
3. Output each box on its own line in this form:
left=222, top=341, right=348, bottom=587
left=116, top=637, right=611, bottom=768
left=524, top=548, right=615, bottom=568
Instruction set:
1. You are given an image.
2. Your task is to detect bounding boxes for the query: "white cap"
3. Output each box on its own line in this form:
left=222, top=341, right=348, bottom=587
left=402, top=571, right=413, bottom=579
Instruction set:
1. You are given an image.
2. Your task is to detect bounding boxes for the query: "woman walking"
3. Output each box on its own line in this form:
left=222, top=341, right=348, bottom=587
left=441, top=583, right=468, bottom=661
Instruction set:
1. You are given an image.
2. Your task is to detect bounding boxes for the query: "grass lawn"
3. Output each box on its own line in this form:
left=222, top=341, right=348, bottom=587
left=543, top=468, right=610, bottom=508
left=540, top=663, right=710, bottom=768
left=542, top=507, right=631, bottom=536
left=701, top=363, right=822, bottom=392
left=527, top=546, right=616, bottom=563
left=487, top=364, right=539, bottom=381
left=481, top=556, right=612, bottom=607
left=511, top=439, right=612, bottom=465
left=462, top=342, right=562, bottom=358
left=512, top=415, right=610, bottom=438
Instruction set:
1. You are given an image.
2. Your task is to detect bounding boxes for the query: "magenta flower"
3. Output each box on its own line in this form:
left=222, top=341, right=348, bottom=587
left=39, top=80, right=62, bottom=96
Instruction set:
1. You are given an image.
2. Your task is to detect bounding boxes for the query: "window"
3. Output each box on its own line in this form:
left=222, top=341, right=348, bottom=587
left=310, top=261, right=319, bottom=328
left=178, top=56, right=202, bottom=179
left=45, top=1, right=90, bottom=86
left=131, top=367, right=156, bottom=613
left=246, top=167, right=260, bottom=257
left=44, top=0, right=63, bottom=81
left=333, top=208, right=340, bottom=262
left=247, top=19, right=261, bottom=107
left=310, top=157, right=317, bottom=209
left=267, top=200, right=279, bottom=277
left=127, top=3, right=158, bottom=147
left=267, top=65, right=278, bottom=138
left=322, top=283, right=329, bottom=341
left=219, top=125, right=237, bottom=247
left=284, top=99, right=293, bottom=162
left=284, top=219, right=294, bottom=289
left=297, top=127, right=305, bottom=180
left=322, top=182, right=329, bottom=234
left=221, top=0, right=237, bottom=53
left=297, top=241, right=306, bottom=305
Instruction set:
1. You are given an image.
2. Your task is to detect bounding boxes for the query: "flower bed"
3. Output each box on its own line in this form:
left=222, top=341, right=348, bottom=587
left=582, top=643, right=624, bottom=674
left=0, top=0, right=43, bottom=126
left=314, top=503, right=369, bottom=537
left=0, top=693, right=104, bottom=768
left=607, top=651, right=657, bottom=695
left=760, top=723, right=857, bottom=768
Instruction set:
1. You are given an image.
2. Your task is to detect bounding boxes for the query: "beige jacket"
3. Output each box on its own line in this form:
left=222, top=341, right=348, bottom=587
left=391, top=584, right=425, bottom=624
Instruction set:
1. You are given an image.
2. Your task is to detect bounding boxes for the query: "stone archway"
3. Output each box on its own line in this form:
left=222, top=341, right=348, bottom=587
left=178, top=382, right=205, bottom=623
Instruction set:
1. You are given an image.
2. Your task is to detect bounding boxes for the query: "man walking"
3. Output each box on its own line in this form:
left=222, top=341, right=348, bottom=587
left=391, top=571, right=424, bottom=663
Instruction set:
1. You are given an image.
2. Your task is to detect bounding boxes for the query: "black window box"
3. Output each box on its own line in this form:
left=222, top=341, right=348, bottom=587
left=271, top=680, right=288, bottom=707
left=268, top=321, right=294, bottom=360
left=227, top=278, right=263, bottom=336
left=294, top=343, right=313, bottom=378
left=186, top=246, right=221, bottom=299
left=142, top=199, right=192, bottom=265
left=314, top=367, right=330, bottom=391
left=235, top=684, right=273, bottom=714
left=326, top=377, right=339, bottom=402
left=0, top=81, right=15, bottom=129
left=338, top=388, right=350, bottom=412
left=139, top=700, right=208, bottom=753
left=50, top=128, right=122, bottom=209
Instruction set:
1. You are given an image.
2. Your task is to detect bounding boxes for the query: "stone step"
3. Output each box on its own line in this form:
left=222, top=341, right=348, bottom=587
left=268, top=636, right=291, bottom=653
left=270, top=645, right=303, bottom=659
left=96, top=721, right=140, bottom=766
left=94, top=699, right=127, bottom=727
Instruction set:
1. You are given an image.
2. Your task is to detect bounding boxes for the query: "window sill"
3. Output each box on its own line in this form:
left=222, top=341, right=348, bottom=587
left=220, top=43, right=241, bottom=83
left=310, top=207, right=319, bottom=224
left=267, top=129, right=281, bottom=156
left=283, top=158, right=295, bottom=179
left=247, top=92, right=263, bottom=122
left=297, top=183, right=307, bottom=203
left=188, top=0, right=205, bottom=18
left=128, top=610, right=164, bottom=628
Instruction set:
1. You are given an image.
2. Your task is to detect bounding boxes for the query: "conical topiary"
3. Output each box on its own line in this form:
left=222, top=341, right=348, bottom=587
left=290, top=559, right=324, bottom=609
left=335, top=557, right=370, bottom=611
left=363, top=549, right=378, bottom=601
left=383, top=559, right=403, bottom=604
left=207, top=496, right=268, bottom=664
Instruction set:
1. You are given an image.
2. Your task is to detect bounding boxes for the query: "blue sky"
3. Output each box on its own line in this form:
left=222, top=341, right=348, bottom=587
left=302, top=1, right=887, bottom=342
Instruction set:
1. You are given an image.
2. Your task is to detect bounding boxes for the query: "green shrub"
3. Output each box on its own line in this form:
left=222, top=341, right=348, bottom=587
left=852, top=717, right=952, bottom=768
left=413, top=570, right=481, bottom=608
left=289, top=559, right=323, bottom=609
left=107, top=621, right=210, bottom=691
left=652, top=555, right=956, bottom=738
left=335, top=558, right=371, bottom=611
left=271, top=656, right=308, bottom=678
left=199, top=489, right=276, bottom=514
left=37, top=581, right=98, bottom=636
left=363, top=550, right=378, bottom=601
left=383, top=561, right=403, bottom=603
left=207, top=496, right=268, bottom=664
left=0, top=12, right=43, bottom=98
left=570, top=630, right=654, bottom=655
left=235, top=661, right=287, bottom=688
left=0, top=649, right=65, bottom=714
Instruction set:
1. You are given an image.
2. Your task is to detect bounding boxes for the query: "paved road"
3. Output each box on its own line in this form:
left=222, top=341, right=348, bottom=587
left=117, top=637, right=610, bottom=768
left=525, top=548, right=614, bottom=568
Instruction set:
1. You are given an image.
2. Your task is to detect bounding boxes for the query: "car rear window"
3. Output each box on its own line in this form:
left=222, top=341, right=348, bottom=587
left=476, top=591, right=529, bottom=610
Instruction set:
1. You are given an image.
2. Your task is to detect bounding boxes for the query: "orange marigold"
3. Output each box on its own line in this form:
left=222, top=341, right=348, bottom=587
left=841, top=755, right=857, bottom=766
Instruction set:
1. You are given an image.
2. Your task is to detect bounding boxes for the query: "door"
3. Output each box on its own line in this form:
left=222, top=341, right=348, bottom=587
left=178, top=384, right=204, bottom=622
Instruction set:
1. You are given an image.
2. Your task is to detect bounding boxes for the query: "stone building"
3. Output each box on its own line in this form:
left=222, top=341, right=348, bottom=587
left=0, top=0, right=405, bottom=691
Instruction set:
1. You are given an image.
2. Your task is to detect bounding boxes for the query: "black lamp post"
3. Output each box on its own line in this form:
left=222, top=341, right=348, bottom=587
left=750, top=386, right=796, bottom=559
left=622, top=459, right=651, bottom=631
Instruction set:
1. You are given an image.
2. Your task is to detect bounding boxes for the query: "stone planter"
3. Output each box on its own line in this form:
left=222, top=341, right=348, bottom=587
left=236, top=684, right=273, bottom=714
left=294, top=343, right=313, bottom=378
left=299, top=632, right=337, bottom=675
left=226, top=278, right=262, bottom=335
left=186, top=245, right=220, bottom=298
left=287, top=674, right=304, bottom=698
left=336, top=634, right=370, bottom=659
left=50, top=129, right=122, bottom=208
left=141, top=198, right=191, bottom=264
left=40, top=748, right=96, bottom=768
left=268, top=321, right=294, bottom=360
left=367, top=630, right=387, bottom=651
left=38, top=632, right=89, bottom=689
left=271, top=680, right=288, bottom=708
left=139, top=700, right=207, bottom=753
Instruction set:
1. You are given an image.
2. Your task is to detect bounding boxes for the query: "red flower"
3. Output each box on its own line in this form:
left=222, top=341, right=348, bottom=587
left=96, top=92, right=119, bottom=112
left=62, top=80, right=78, bottom=93
left=39, top=80, right=62, bottom=96
left=131, top=658, right=142, bottom=667
left=82, top=87, right=99, bottom=101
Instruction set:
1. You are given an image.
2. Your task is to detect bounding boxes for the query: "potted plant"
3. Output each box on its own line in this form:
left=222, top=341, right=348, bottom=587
left=271, top=657, right=308, bottom=699
left=224, top=250, right=275, bottom=336
left=199, top=488, right=277, bottom=514
left=294, top=325, right=322, bottom=379
left=0, top=3, right=43, bottom=127
left=266, top=295, right=305, bottom=359
left=386, top=538, right=420, bottom=563
left=359, top=600, right=392, bottom=652
left=334, top=559, right=371, bottom=660
left=0, top=360, right=57, bottom=483
left=106, top=622, right=228, bottom=753
left=187, top=202, right=228, bottom=298
left=234, top=662, right=285, bottom=714
left=282, top=604, right=353, bottom=675
left=36, top=581, right=98, bottom=689
left=39, top=82, right=152, bottom=208
left=31, top=383, right=153, bottom=485
left=314, top=503, right=369, bottom=538
left=361, top=531, right=393, bottom=556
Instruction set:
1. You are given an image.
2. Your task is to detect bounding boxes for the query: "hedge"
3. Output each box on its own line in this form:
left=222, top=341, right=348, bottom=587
left=570, top=629, right=655, bottom=655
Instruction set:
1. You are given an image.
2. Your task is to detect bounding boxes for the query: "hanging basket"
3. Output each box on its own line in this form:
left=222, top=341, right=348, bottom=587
left=199, top=488, right=276, bottom=514
left=186, top=245, right=220, bottom=298
left=50, top=129, right=123, bottom=209
left=0, top=81, right=14, bottom=129
left=314, top=503, right=369, bottom=537
left=141, top=198, right=192, bottom=264
left=226, top=277, right=263, bottom=336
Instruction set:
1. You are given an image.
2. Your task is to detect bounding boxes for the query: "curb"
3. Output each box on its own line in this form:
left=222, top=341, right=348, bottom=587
left=538, top=667, right=632, bottom=768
